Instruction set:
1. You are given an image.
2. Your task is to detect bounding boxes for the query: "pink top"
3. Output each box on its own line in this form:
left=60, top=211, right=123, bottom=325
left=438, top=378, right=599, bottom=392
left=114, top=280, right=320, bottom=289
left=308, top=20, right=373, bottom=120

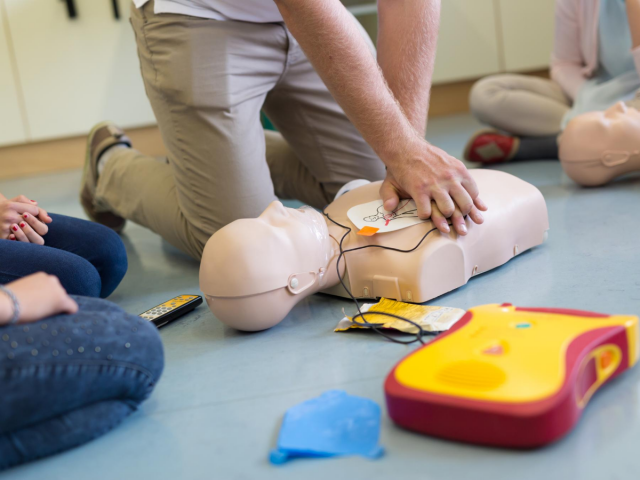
left=552, top=0, right=640, bottom=100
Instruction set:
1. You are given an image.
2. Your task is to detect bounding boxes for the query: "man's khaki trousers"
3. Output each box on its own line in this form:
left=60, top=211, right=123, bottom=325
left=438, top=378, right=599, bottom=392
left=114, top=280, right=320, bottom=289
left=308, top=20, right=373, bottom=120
left=95, top=1, right=386, bottom=259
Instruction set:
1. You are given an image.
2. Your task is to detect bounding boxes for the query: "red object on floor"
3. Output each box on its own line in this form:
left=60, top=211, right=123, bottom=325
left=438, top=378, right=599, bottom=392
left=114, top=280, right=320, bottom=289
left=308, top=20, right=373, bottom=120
left=464, top=130, right=519, bottom=164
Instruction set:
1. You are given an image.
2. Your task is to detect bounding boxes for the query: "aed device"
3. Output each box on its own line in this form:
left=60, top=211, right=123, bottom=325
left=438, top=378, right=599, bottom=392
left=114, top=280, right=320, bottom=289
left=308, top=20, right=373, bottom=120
left=384, top=304, right=639, bottom=448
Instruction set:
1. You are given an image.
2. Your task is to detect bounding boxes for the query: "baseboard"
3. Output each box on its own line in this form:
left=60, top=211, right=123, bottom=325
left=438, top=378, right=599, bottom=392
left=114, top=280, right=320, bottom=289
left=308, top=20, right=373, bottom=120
left=0, top=126, right=167, bottom=181
left=429, top=78, right=477, bottom=117
left=0, top=70, right=549, bottom=181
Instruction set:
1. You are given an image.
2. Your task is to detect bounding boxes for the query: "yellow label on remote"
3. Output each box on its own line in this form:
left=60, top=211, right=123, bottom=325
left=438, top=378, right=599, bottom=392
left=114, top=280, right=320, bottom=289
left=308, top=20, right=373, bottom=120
left=139, top=295, right=198, bottom=320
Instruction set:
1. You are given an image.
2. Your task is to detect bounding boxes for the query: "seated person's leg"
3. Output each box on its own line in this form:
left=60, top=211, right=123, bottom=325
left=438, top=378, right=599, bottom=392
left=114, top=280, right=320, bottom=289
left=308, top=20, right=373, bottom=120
left=262, top=24, right=386, bottom=208
left=465, top=74, right=571, bottom=163
left=39, top=213, right=127, bottom=298
left=84, top=6, right=287, bottom=260
left=0, top=240, right=102, bottom=298
left=0, top=400, right=137, bottom=468
left=0, top=296, right=163, bottom=470
left=469, top=74, right=570, bottom=136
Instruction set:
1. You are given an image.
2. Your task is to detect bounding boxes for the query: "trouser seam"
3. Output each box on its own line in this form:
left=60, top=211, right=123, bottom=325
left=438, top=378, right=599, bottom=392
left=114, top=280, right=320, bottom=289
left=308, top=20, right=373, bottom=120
left=273, top=24, right=293, bottom=87
left=1, top=359, right=159, bottom=386
left=0, top=365, right=156, bottom=435
left=131, top=5, right=204, bottom=257
left=294, top=100, right=336, bottom=204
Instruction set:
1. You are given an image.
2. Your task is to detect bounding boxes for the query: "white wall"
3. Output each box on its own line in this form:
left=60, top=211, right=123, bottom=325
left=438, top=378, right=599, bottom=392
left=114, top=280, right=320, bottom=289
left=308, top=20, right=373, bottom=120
left=497, top=0, right=556, bottom=72
left=432, top=0, right=502, bottom=84
left=0, top=0, right=556, bottom=145
left=0, top=1, right=26, bottom=146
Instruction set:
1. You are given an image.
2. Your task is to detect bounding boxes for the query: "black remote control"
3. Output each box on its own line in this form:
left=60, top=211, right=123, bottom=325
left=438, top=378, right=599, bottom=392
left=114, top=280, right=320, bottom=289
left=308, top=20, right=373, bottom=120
left=139, top=295, right=203, bottom=328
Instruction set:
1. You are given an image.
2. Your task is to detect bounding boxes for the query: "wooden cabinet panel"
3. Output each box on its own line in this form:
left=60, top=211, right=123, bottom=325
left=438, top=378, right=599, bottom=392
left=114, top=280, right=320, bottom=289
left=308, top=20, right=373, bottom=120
left=4, top=0, right=155, bottom=141
left=0, top=2, right=27, bottom=146
left=497, top=0, right=555, bottom=72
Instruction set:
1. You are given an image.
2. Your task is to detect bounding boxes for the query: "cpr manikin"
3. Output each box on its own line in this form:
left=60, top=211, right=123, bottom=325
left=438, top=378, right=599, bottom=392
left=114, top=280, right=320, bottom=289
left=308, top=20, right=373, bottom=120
left=200, top=170, right=549, bottom=331
left=559, top=102, right=640, bottom=186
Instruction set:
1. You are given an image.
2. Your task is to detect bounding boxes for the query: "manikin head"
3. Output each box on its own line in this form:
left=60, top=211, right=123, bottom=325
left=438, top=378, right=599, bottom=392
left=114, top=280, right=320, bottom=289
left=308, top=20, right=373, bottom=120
left=559, top=102, right=640, bottom=186
left=199, top=202, right=335, bottom=331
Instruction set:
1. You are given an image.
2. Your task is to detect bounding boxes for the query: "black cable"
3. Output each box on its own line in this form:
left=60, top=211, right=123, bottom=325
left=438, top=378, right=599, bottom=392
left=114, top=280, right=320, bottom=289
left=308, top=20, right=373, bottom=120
left=323, top=210, right=447, bottom=345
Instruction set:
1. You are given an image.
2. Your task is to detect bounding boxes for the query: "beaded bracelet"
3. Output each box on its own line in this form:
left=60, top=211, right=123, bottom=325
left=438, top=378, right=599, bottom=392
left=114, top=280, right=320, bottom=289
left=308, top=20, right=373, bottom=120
left=0, top=285, right=20, bottom=325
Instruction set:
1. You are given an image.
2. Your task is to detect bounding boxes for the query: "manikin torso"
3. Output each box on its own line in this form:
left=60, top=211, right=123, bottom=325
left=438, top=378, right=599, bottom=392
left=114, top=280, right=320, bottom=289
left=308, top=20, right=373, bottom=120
left=200, top=169, right=549, bottom=331
left=322, top=169, right=548, bottom=303
left=560, top=102, right=640, bottom=186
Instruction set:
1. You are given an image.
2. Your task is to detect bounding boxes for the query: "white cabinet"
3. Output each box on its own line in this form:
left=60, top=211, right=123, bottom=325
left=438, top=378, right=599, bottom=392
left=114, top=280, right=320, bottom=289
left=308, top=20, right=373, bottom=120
left=0, top=0, right=557, bottom=147
left=4, top=0, right=155, bottom=142
left=349, top=0, right=502, bottom=85
left=0, top=2, right=27, bottom=146
left=497, top=0, right=556, bottom=72
left=350, top=0, right=555, bottom=84
left=432, top=0, right=501, bottom=84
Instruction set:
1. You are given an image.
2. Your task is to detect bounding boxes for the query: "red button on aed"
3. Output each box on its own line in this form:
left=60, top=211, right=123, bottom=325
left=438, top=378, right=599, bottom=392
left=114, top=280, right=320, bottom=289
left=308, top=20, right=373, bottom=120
left=483, top=345, right=504, bottom=355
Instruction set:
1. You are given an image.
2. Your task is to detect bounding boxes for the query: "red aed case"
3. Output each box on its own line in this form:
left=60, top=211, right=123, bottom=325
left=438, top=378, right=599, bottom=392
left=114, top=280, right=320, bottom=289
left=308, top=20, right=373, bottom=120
left=384, top=304, right=639, bottom=448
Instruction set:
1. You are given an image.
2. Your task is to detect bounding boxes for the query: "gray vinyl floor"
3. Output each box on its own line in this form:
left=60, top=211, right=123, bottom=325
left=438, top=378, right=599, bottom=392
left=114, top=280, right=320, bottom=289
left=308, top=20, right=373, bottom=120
left=3, top=114, right=640, bottom=480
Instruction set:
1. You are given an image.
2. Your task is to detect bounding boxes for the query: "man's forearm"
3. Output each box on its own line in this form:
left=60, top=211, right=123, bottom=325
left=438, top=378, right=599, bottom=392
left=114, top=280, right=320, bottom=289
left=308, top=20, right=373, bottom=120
left=627, top=0, right=640, bottom=48
left=274, top=0, right=485, bottom=228
left=273, top=0, right=421, bottom=164
left=377, top=0, right=440, bottom=135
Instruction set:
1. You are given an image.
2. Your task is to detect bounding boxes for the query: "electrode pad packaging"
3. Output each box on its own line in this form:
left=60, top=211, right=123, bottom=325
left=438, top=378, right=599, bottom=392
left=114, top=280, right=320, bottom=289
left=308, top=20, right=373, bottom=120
left=335, top=298, right=465, bottom=334
left=385, top=304, right=639, bottom=448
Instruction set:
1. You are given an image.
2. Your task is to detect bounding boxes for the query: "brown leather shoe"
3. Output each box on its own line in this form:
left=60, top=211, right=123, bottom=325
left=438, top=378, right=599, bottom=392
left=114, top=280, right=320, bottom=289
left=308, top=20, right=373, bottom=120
left=80, top=121, right=132, bottom=233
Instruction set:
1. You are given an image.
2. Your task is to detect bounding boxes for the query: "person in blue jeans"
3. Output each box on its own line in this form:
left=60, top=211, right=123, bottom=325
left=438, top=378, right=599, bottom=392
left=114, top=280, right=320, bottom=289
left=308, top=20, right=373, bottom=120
left=0, top=192, right=127, bottom=298
left=0, top=273, right=164, bottom=470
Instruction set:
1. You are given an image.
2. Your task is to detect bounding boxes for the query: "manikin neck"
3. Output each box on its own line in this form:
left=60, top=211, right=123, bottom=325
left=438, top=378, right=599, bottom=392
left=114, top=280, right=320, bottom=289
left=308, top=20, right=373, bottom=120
left=313, top=218, right=350, bottom=291
left=285, top=217, right=351, bottom=295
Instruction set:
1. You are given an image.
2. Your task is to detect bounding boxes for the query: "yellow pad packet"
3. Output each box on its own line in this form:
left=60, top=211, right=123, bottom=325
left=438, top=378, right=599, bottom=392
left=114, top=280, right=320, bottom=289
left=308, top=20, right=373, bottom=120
left=335, top=298, right=466, bottom=334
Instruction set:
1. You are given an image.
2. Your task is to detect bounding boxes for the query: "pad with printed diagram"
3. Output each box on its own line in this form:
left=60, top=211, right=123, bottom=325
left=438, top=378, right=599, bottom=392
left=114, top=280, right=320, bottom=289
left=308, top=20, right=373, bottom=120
left=347, top=199, right=427, bottom=234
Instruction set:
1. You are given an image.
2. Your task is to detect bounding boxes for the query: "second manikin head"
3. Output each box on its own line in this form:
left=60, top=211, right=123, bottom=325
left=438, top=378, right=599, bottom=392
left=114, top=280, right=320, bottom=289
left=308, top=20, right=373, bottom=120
left=199, top=201, right=335, bottom=331
left=559, top=102, right=640, bottom=186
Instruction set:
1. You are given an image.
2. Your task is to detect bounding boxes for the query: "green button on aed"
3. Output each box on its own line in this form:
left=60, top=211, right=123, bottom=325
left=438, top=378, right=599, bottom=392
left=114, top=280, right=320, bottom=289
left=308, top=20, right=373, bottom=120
left=515, top=322, right=532, bottom=329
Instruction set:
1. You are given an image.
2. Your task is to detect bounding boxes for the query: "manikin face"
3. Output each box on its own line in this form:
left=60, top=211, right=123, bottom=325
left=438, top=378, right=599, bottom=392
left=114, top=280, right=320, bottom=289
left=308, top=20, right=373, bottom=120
left=257, top=201, right=333, bottom=266
left=561, top=102, right=640, bottom=161
left=200, top=201, right=333, bottom=298
left=259, top=201, right=324, bottom=234
left=559, top=102, right=640, bottom=185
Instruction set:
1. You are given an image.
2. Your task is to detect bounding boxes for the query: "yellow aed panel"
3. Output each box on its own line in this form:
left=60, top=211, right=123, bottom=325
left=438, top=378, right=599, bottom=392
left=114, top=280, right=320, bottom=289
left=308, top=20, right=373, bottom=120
left=394, top=304, right=639, bottom=403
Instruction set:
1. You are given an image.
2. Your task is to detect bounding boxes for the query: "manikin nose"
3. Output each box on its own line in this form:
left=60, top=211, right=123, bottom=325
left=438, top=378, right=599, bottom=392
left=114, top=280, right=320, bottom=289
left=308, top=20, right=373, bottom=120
left=260, top=201, right=289, bottom=222
left=266, top=200, right=286, bottom=214
left=607, top=101, right=628, bottom=115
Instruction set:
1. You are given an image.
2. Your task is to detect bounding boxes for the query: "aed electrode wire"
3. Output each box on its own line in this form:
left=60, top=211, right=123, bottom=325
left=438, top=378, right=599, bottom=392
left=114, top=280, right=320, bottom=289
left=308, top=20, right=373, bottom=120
left=323, top=210, right=448, bottom=345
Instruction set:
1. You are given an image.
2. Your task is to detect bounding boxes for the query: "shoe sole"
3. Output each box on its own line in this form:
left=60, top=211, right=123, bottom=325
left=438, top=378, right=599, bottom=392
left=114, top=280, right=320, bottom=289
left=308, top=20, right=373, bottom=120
left=463, top=128, right=520, bottom=163
left=80, top=121, right=126, bottom=233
